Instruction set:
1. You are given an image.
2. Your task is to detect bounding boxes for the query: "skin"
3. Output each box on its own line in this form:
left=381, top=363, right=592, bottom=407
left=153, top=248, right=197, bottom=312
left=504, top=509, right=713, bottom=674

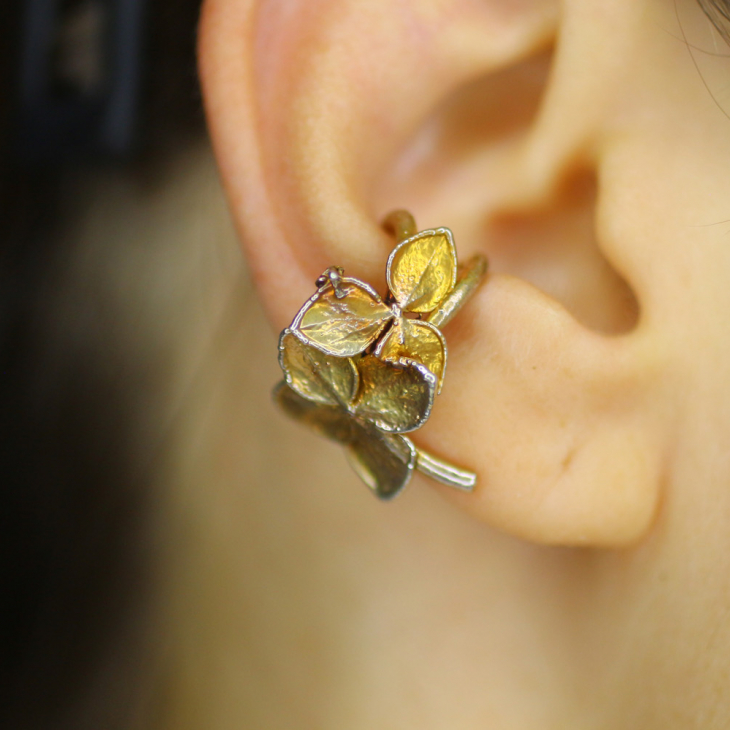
left=179, top=0, right=730, bottom=727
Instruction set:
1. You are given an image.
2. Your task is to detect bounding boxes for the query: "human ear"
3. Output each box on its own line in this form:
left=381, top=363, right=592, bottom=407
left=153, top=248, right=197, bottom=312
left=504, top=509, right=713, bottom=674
left=197, top=0, right=697, bottom=547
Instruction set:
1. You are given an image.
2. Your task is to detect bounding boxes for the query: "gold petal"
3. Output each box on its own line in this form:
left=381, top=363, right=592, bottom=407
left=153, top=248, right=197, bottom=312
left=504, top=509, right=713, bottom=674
left=386, top=228, right=457, bottom=313
left=279, top=331, right=359, bottom=408
left=291, top=277, right=393, bottom=357
left=375, top=318, right=446, bottom=393
left=273, top=381, right=354, bottom=444
left=346, top=424, right=416, bottom=499
left=354, top=355, right=436, bottom=433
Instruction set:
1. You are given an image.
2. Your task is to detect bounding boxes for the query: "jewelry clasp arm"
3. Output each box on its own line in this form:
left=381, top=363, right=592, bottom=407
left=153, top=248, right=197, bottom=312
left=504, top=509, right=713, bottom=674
left=427, top=254, right=488, bottom=329
left=382, top=210, right=417, bottom=242
left=409, top=441, right=477, bottom=491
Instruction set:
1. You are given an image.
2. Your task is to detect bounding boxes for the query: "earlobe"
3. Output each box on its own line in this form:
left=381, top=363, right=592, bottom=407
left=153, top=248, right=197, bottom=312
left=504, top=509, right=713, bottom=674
left=199, top=0, right=672, bottom=547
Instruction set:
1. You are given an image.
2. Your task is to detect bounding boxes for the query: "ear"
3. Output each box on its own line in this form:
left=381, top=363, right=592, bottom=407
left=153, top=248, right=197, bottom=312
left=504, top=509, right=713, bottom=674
left=198, top=0, right=684, bottom=547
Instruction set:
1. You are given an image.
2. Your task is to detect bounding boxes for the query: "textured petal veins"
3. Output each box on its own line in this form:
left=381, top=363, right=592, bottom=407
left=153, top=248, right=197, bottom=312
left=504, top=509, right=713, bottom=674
left=293, top=281, right=393, bottom=357
left=387, top=230, right=457, bottom=313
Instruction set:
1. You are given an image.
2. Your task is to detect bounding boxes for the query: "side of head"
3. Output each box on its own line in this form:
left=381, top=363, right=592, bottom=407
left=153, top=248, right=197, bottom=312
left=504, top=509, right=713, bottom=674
left=197, top=0, right=730, bottom=725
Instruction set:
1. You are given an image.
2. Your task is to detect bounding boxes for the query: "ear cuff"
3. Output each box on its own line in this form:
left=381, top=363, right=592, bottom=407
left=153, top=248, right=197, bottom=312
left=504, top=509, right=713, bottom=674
left=273, top=210, right=488, bottom=499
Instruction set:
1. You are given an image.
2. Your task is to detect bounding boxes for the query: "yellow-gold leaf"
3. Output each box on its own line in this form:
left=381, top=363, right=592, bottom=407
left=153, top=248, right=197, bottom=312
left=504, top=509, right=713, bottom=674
left=346, top=425, right=416, bottom=499
left=273, top=381, right=354, bottom=444
left=354, top=355, right=436, bottom=433
left=291, top=278, right=393, bottom=357
left=279, top=331, right=359, bottom=408
left=386, top=228, right=457, bottom=313
left=375, top=319, right=446, bottom=392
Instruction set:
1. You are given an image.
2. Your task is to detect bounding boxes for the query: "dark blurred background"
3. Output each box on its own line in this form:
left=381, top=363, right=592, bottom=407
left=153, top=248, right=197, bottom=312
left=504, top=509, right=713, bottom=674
left=0, top=2, right=205, bottom=727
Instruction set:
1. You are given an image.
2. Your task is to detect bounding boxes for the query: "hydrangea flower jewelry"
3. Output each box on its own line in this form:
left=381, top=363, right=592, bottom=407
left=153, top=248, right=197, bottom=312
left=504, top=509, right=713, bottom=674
left=273, top=210, right=488, bottom=499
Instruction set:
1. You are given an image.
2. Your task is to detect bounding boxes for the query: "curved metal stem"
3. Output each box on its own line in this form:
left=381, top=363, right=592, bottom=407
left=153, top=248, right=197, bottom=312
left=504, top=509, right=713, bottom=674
left=412, top=444, right=477, bottom=491
left=427, top=254, right=488, bottom=329
left=382, top=210, right=417, bottom=242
